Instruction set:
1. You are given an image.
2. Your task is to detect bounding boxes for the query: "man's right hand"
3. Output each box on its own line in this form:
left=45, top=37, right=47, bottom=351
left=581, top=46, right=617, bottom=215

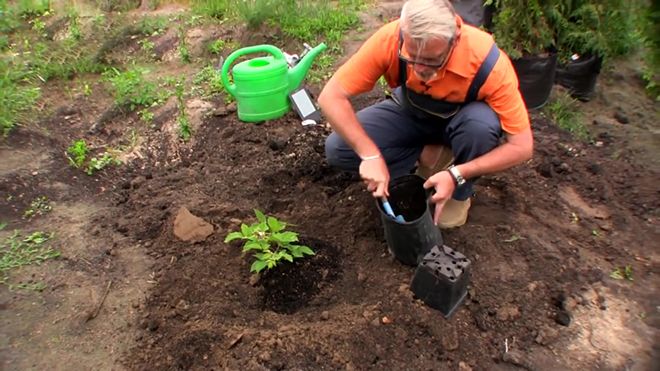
left=359, top=156, right=390, bottom=198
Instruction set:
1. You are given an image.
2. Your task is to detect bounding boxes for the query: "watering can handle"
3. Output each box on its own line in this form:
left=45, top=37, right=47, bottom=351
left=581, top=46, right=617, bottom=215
left=220, top=45, right=285, bottom=97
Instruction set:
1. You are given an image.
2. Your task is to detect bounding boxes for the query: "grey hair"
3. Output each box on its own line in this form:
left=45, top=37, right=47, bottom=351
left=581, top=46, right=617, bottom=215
left=400, top=0, right=457, bottom=44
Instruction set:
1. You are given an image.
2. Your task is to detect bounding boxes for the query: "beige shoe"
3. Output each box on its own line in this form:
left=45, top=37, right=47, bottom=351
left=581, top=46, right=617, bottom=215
left=416, top=145, right=454, bottom=179
left=437, top=198, right=471, bottom=229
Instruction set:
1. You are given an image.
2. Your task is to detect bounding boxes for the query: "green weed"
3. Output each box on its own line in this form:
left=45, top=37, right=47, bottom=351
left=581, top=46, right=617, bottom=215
left=544, top=90, right=590, bottom=141
left=191, top=0, right=231, bottom=19
left=137, top=16, right=167, bottom=36
left=178, top=32, right=191, bottom=63
left=610, top=265, right=633, bottom=281
left=86, top=152, right=121, bottom=175
left=67, top=10, right=82, bottom=41
left=17, top=0, right=51, bottom=19
left=225, top=210, right=314, bottom=273
left=104, top=67, right=165, bottom=111
left=66, top=139, right=88, bottom=168
left=0, top=230, right=59, bottom=288
left=192, top=65, right=225, bottom=98
left=23, top=196, right=52, bottom=219
left=174, top=79, right=191, bottom=141
left=207, top=39, right=226, bottom=55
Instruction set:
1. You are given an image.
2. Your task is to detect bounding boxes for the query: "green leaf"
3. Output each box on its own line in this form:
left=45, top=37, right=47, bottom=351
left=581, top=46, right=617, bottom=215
left=243, top=240, right=265, bottom=252
left=240, top=223, right=251, bottom=236
left=254, top=209, right=266, bottom=224
left=0, top=222, right=7, bottom=231
left=274, top=231, right=298, bottom=244
left=282, top=253, right=293, bottom=263
left=251, top=259, right=268, bottom=273
left=224, top=231, right=243, bottom=243
left=267, top=216, right=284, bottom=232
left=298, top=245, right=315, bottom=256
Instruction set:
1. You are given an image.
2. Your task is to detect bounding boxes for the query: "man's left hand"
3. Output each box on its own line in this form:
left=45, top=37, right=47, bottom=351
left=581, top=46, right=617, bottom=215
left=423, top=170, right=456, bottom=225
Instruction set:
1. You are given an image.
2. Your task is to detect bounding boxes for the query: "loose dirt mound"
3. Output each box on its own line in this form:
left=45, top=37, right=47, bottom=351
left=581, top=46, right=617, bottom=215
left=113, top=92, right=657, bottom=369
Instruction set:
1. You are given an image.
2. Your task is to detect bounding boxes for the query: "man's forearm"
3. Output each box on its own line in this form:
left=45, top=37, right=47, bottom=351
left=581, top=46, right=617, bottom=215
left=318, top=80, right=380, bottom=158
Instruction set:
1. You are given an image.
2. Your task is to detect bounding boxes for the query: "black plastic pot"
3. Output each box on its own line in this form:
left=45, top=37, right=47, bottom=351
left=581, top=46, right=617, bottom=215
left=512, top=51, right=558, bottom=110
left=555, top=54, right=602, bottom=102
left=451, top=0, right=495, bottom=30
left=410, top=245, right=471, bottom=318
left=376, top=175, right=443, bottom=266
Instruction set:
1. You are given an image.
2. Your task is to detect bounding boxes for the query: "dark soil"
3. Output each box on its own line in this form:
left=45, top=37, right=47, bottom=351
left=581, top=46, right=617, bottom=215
left=114, top=91, right=657, bottom=370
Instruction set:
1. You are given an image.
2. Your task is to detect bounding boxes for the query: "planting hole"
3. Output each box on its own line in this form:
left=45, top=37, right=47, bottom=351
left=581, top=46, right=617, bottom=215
left=449, top=276, right=455, bottom=281
left=452, top=260, right=457, bottom=265
left=445, top=267, right=451, bottom=271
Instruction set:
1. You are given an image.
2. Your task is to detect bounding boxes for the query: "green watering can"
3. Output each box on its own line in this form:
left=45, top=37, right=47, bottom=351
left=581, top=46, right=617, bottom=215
left=220, top=43, right=327, bottom=123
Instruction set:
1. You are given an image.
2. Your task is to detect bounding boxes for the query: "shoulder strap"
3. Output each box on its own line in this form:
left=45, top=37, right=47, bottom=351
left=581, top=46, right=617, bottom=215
left=397, top=28, right=406, bottom=86
left=465, top=43, right=500, bottom=103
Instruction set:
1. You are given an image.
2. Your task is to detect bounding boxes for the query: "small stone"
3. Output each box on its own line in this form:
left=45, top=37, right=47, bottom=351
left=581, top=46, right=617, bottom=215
left=458, top=361, right=473, bottom=371
left=537, top=163, right=553, bottom=178
left=258, top=351, right=271, bottom=362
left=173, top=207, right=214, bottom=243
left=441, top=326, right=459, bottom=351
left=381, top=316, right=392, bottom=324
left=563, top=296, right=578, bottom=311
left=321, top=311, right=330, bottom=321
left=496, top=304, right=521, bottom=321
left=535, top=325, right=559, bottom=345
left=558, top=163, right=571, bottom=173
left=130, top=176, right=146, bottom=189
left=147, top=319, right=159, bottom=331
left=357, top=272, right=366, bottom=283
left=249, top=274, right=260, bottom=286
left=587, top=163, right=603, bottom=175
left=614, top=111, right=629, bottom=124
left=555, top=310, right=572, bottom=326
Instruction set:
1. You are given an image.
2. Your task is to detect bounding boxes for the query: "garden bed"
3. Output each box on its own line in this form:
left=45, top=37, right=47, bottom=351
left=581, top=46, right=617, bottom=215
left=1, top=1, right=658, bottom=370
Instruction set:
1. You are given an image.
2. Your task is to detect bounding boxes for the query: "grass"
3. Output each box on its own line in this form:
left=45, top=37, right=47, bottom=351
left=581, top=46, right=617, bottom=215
left=544, top=90, right=590, bottom=141
left=0, top=230, right=59, bottom=290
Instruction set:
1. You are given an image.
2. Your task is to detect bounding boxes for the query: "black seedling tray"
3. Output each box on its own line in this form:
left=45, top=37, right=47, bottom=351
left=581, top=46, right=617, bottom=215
left=410, top=245, right=471, bottom=318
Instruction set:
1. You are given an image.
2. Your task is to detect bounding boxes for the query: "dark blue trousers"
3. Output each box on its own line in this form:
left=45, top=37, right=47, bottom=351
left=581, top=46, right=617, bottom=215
left=325, top=97, right=502, bottom=200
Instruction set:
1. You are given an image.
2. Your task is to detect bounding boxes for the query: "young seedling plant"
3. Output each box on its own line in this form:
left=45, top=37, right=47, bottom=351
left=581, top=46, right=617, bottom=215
left=224, top=210, right=314, bottom=273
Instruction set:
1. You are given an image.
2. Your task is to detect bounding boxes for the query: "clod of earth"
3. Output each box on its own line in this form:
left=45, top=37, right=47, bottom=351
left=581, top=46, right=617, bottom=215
left=173, top=207, right=214, bottom=242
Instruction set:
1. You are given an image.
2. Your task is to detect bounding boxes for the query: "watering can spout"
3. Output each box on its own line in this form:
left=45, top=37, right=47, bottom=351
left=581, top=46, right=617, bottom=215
left=288, top=43, right=327, bottom=91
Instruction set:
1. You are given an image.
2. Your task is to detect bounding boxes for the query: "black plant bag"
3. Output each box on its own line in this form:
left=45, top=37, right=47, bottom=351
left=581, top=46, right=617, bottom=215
left=555, top=54, right=602, bottom=101
left=451, top=0, right=495, bottom=30
left=512, top=51, right=558, bottom=110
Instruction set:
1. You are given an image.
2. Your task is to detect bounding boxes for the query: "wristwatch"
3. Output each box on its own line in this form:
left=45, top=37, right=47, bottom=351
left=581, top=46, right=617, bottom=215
left=447, top=165, right=466, bottom=186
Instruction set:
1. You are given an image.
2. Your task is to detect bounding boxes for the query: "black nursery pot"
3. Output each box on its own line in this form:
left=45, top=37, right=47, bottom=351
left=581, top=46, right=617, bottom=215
left=512, top=51, right=558, bottom=110
left=376, top=175, right=443, bottom=266
left=555, top=54, right=603, bottom=102
left=452, top=0, right=495, bottom=30
left=410, top=245, right=471, bottom=318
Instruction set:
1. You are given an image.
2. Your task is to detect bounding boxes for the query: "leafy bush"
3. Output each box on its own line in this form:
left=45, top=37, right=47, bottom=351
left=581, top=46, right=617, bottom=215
left=547, top=0, right=641, bottom=63
left=485, top=0, right=555, bottom=59
left=225, top=210, right=315, bottom=273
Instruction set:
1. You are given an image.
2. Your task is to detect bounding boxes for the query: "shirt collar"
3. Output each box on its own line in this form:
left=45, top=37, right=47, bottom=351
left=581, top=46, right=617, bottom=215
left=443, top=16, right=473, bottom=78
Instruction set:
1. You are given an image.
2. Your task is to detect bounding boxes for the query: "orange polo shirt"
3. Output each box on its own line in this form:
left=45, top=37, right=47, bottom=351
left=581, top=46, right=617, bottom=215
left=334, top=17, right=530, bottom=135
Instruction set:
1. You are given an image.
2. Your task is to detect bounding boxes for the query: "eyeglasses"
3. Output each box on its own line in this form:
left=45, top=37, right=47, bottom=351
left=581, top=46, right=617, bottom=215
left=398, top=36, right=457, bottom=69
